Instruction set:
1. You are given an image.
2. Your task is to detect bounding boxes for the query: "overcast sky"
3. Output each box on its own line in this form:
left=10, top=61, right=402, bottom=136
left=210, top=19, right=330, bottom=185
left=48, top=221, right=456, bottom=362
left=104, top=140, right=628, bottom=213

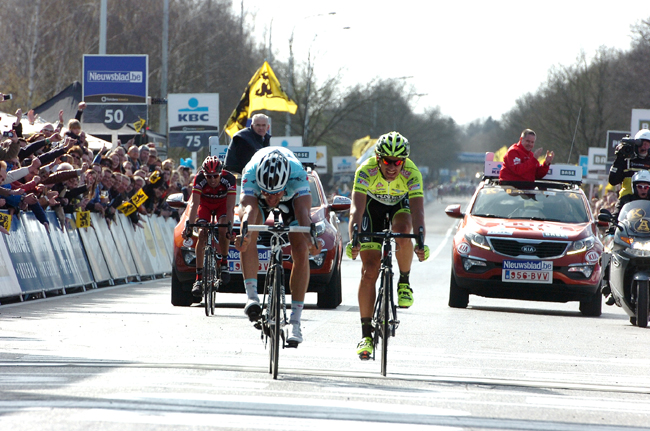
left=240, top=0, right=650, bottom=126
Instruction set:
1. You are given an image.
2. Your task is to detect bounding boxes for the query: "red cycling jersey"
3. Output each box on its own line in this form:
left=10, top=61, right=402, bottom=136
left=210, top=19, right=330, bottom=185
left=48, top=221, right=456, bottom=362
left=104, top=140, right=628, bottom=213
left=192, top=170, right=237, bottom=220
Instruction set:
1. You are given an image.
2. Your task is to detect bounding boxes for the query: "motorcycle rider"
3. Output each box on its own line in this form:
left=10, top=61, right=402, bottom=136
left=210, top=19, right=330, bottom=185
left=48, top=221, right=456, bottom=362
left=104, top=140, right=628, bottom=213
left=603, top=170, right=650, bottom=305
left=608, top=129, right=650, bottom=228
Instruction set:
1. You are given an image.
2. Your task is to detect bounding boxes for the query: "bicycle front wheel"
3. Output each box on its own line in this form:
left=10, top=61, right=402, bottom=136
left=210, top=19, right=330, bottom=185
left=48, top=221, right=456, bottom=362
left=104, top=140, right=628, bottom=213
left=380, top=269, right=392, bottom=376
left=203, top=247, right=214, bottom=317
left=268, top=264, right=282, bottom=379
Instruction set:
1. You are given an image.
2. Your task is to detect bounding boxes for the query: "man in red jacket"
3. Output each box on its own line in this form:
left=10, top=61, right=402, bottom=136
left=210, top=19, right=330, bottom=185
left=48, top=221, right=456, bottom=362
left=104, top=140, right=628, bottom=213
left=499, top=129, right=555, bottom=182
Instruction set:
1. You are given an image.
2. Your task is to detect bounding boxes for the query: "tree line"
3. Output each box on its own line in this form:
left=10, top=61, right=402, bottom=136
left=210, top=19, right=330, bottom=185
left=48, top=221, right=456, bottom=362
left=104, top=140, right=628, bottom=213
left=465, top=18, right=650, bottom=164
left=5, top=1, right=644, bottom=179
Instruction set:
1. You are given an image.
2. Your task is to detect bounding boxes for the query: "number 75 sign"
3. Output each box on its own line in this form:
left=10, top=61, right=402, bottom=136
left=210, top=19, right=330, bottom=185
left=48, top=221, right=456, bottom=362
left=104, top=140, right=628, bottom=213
left=167, top=93, right=219, bottom=149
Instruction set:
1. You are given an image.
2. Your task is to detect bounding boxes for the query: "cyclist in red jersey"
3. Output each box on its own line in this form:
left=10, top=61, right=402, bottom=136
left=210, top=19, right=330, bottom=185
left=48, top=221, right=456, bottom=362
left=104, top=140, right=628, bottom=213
left=183, top=156, right=237, bottom=297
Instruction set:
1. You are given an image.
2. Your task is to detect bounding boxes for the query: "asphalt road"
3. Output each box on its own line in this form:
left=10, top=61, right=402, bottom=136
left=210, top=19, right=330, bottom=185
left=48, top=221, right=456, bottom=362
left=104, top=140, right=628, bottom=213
left=1, top=197, right=650, bottom=431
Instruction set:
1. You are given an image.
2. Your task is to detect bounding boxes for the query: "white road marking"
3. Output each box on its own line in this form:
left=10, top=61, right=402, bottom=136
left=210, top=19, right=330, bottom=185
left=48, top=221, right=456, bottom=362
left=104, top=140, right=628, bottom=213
left=430, top=224, right=456, bottom=260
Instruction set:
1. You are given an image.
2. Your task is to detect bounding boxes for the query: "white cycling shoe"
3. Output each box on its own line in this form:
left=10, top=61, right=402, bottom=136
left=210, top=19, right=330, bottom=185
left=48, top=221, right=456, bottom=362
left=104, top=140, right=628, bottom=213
left=287, top=322, right=303, bottom=346
left=244, top=298, right=261, bottom=322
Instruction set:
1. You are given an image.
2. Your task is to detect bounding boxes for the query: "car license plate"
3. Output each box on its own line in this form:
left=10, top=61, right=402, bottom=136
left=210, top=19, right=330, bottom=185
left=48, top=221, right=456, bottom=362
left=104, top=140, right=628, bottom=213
left=227, top=249, right=272, bottom=274
left=502, top=260, right=553, bottom=284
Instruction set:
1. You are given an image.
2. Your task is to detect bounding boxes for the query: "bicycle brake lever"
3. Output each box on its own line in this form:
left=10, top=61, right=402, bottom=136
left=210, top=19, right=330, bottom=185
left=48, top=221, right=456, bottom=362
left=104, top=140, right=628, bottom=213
left=240, top=221, right=248, bottom=247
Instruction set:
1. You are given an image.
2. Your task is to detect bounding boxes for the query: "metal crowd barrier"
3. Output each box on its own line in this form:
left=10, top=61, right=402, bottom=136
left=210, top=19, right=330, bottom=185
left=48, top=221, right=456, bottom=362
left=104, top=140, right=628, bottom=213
left=0, top=210, right=175, bottom=303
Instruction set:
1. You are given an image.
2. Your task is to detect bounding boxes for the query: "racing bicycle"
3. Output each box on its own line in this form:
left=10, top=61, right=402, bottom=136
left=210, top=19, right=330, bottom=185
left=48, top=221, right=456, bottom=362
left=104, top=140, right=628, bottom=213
left=352, top=221, right=424, bottom=376
left=186, top=220, right=232, bottom=316
left=242, top=209, right=316, bottom=379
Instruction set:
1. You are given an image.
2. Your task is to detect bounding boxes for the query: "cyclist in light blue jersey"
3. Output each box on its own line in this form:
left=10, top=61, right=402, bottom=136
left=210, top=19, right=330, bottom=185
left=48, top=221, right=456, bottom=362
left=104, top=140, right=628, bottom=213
left=235, top=146, right=322, bottom=346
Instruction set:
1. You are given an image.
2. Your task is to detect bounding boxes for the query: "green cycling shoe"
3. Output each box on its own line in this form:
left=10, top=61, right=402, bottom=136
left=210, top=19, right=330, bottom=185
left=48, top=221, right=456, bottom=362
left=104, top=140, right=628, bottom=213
left=397, top=283, right=413, bottom=308
left=356, top=337, right=373, bottom=360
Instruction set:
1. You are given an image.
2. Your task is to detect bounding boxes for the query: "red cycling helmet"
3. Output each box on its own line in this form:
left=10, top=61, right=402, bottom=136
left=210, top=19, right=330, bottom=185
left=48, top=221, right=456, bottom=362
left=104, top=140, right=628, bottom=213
left=202, top=156, right=222, bottom=175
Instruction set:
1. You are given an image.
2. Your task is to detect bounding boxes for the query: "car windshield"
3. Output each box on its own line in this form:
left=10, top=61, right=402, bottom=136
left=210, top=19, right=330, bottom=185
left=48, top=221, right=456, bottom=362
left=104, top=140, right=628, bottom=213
left=470, top=187, right=589, bottom=223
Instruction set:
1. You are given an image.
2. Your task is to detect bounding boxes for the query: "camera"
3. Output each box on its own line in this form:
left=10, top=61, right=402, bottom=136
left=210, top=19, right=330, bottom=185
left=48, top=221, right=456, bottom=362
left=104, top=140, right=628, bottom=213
left=2, top=130, right=14, bottom=138
left=1, top=94, right=12, bottom=101
left=616, top=137, right=642, bottom=159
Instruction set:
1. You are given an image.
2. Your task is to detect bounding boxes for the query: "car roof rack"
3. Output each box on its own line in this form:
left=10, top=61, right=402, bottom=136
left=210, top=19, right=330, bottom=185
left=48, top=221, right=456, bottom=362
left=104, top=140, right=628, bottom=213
left=481, top=152, right=582, bottom=188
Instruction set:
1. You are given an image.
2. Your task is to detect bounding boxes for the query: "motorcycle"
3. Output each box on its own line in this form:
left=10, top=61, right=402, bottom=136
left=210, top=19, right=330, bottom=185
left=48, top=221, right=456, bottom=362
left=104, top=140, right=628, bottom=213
left=599, top=201, right=650, bottom=327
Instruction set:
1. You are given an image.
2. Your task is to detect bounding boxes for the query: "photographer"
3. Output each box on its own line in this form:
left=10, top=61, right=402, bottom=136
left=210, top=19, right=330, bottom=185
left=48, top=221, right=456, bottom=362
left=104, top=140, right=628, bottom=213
left=607, top=130, right=650, bottom=230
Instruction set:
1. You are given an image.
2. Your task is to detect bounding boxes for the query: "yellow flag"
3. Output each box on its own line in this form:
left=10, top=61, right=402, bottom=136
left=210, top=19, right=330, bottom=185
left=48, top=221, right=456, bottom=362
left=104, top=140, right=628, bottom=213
left=131, top=188, right=148, bottom=208
left=224, top=61, right=298, bottom=137
left=117, top=201, right=138, bottom=216
left=493, top=146, right=508, bottom=162
left=75, top=210, right=91, bottom=229
left=351, top=136, right=376, bottom=158
left=133, top=117, right=146, bottom=133
left=0, top=212, right=11, bottom=231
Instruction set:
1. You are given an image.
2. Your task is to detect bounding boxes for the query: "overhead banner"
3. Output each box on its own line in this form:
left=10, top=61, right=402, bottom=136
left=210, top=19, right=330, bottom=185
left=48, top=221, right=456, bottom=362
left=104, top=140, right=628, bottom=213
left=83, top=55, right=148, bottom=104
left=168, top=93, right=219, bottom=149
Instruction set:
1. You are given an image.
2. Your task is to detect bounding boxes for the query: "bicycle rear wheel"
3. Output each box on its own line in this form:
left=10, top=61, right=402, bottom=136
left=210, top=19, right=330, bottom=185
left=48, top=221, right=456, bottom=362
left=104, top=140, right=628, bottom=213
left=203, top=246, right=214, bottom=317
left=268, top=264, right=281, bottom=379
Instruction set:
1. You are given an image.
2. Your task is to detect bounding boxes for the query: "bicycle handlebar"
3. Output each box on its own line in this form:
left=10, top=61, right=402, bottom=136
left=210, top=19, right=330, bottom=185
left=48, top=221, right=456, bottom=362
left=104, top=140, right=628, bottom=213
left=246, top=224, right=311, bottom=233
left=351, top=223, right=424, bottom=249
left=186, top=221, right=232, bottom=229
left=240, top=220, right=317, bottom=247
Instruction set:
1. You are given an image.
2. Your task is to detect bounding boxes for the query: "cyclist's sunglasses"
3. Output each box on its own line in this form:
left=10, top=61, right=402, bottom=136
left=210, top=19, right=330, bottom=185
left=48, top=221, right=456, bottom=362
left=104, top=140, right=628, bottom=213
left=379, top=157, right=405, bottom=167
left=205, top=172, right=221, bottom=179
left=637, top=184, right=650, bottom=190
left=261, top=190, right=283, bottom=197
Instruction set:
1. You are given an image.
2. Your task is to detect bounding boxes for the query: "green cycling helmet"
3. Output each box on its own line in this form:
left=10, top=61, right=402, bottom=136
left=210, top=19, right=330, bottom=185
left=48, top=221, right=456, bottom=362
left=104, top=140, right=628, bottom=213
left=375, top=131, right=410, bottom=159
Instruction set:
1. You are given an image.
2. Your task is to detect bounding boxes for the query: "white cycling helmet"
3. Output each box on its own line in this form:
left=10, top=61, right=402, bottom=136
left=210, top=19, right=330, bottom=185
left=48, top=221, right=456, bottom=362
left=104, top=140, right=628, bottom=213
left=256, top=149, right=291, bottom=193
left=632, top=170, right=650, bottom=188
left=635, top=129, right=650, bottom=142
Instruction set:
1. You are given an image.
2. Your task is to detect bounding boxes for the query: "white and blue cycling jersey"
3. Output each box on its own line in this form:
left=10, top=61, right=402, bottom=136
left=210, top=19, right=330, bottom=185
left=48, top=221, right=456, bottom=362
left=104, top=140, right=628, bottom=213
left=241, top=146, right=310, bottom=201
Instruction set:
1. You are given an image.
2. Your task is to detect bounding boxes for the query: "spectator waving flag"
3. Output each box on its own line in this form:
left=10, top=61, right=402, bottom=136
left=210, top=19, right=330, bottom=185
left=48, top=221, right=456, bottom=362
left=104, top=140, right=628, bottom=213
left=224, top=61, right=297, bottom=137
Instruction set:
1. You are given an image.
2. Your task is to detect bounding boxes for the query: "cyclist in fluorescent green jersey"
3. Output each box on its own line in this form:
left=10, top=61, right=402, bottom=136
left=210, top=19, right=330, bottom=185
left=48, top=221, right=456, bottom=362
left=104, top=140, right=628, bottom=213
left=347, top=131, right=429, bottom=360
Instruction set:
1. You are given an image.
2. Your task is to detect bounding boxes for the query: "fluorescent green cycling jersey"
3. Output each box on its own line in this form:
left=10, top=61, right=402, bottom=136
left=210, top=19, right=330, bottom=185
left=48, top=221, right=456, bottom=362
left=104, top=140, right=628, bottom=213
left=352, top=157, right=424, bottom=205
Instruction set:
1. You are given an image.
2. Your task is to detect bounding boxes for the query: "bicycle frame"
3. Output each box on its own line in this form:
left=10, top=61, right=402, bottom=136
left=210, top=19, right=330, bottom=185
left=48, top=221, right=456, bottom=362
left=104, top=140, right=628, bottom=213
left=186, top=220, right=232, bottom=316
left=244, top=209, right=314, bottom=379
left=352, top=222, right=424, bottom=376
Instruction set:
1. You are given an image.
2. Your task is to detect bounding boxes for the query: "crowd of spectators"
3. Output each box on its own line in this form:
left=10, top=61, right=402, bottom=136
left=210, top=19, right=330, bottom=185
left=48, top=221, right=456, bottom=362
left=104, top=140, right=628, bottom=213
left=0, top=97, right=191, bottom=235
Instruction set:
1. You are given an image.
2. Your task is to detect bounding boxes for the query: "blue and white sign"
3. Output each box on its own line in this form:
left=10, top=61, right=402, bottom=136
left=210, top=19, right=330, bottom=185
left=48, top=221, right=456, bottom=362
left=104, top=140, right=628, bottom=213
left=168, top=93, right=219, bottom=149
left=332, top=156, right=357, bottom=174
left=579, top=155, right=588, bottom=176
left=83, top=55, right=148, bottom=104
left=271, top=136, right=303, bottom=147
left=484, top=161, right=582, bottom=182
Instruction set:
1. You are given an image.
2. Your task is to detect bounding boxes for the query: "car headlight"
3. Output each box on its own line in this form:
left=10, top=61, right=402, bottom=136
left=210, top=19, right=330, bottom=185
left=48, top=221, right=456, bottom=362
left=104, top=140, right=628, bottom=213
left=314, top=220, right=326, bottom=236
left=464, top=232, right=491, bottom=250
left=567, top=235, right=595, bottom=255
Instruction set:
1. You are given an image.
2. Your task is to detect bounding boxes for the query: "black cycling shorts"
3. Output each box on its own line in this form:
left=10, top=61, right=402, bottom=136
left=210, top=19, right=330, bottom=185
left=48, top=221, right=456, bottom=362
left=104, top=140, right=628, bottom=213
left=359, top=196, right=410, bottom=251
